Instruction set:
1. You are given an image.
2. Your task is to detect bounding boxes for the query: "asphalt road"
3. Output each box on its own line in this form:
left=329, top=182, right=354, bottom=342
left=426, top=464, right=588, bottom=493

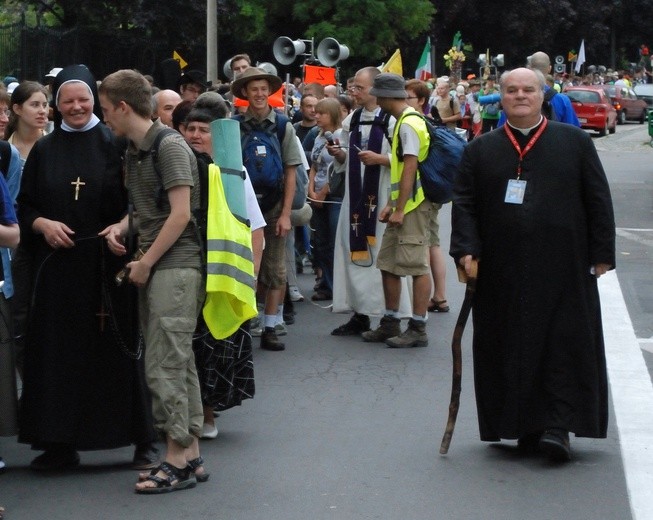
left=0, top=122, right=651, bottom=520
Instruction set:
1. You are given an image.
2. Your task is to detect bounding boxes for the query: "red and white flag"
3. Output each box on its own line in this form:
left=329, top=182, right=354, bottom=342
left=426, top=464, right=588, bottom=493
left=415, top=37, right=432, bottom=81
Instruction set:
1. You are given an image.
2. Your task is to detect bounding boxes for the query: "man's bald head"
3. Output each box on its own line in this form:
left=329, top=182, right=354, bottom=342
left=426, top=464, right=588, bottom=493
left=529, top=51, right=551, bottom=74
left=154, top=89, right=182, bottom=128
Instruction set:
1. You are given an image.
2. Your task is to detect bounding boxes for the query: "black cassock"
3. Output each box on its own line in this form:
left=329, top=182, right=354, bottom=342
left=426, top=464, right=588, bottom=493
left=17, top=123, right=155, bottom=451
left=450, top=120, right=615, bottom=441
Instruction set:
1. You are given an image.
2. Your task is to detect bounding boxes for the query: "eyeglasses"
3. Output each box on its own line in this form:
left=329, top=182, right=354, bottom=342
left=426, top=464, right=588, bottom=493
left=348, top=85, right=367, bottom=92
left=0, top=109, right=10, bottom=118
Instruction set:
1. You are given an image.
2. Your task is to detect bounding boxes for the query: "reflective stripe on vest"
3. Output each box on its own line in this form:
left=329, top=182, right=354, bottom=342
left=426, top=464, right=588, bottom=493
left=203, top=163, right=257, bottom=339
left=390, top=108, right=429, bottom=214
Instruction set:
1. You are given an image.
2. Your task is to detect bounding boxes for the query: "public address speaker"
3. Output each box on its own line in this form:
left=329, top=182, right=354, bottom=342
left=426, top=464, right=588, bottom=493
left=316, top=38, right=349, bottom=67
left=273, top=37, right=307, bottom=65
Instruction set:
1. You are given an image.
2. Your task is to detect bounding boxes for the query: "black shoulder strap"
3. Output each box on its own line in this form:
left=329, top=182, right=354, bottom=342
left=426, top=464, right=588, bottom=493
left=0, top=140, right=12, bottom=179
left=544, top=88, right=557, bottom=102
left=349, top=108, right=392, bottom=144
left=147, top=127, right=180, bottom=175
left=141, top=127, right=181, bottom=208
left=395, top=112, right=428, bottom=161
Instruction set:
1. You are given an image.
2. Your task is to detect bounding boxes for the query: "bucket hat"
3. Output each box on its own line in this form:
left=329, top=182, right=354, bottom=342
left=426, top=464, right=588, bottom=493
left=369, top=73, right=407, bottom=99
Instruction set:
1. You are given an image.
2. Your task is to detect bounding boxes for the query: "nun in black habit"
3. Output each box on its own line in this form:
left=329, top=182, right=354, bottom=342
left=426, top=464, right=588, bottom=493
left=16, top=65, right=158, bottom=470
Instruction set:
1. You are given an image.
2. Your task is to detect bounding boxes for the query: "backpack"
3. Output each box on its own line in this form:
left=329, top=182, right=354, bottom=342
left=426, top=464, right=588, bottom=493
left=233, top=114, right=287, bottom=213
left=395, top=112, right=467, bottom=204
left=542, top=88, right=558, bottom=121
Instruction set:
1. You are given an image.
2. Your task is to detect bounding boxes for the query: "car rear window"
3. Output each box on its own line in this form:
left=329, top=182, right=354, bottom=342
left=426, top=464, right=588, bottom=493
left=566, top=90, right=600, bottom=103
left=634, top=85, right=653, bottom=96
left=603, top=86, right=617, bottom=96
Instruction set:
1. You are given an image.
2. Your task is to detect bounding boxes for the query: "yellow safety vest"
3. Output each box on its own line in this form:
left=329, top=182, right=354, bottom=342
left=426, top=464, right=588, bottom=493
left=203, top=163, right=257, bottom=339
left=390, top=108, right=430, bottom=214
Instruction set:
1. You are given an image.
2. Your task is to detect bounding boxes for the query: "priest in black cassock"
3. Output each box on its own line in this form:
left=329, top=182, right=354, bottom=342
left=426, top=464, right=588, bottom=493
left=16, top=65, right=157, bottom=470
left=450, top=68, right=615, bottom=462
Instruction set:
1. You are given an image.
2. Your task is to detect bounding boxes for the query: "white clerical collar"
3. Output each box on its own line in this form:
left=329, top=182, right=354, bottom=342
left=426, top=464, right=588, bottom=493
left=507, top=115, right=544, bottom=135
left=61, top=114, right=100, bottom=133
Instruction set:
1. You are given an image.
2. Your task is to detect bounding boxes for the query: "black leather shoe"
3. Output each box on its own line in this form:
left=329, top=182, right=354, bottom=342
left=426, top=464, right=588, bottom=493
left=30, top=448, right=80, bottom=471
left=538, top=428, right=571, bottom=462
left=517, top=431, right=543, bottom=454
left=132, top=443, right=160, bottom=470
left=261, top=328, right=285, bottom=351
left=331, top=314, right=371, bottom=336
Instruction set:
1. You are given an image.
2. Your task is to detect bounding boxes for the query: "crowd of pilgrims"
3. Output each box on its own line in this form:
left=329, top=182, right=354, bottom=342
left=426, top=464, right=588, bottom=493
left=0, top=61, right=510, bottom=504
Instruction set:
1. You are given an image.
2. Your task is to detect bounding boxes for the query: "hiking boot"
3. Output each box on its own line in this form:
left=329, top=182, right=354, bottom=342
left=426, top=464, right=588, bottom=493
left=331, top=313, right=371, bottom=336
left=385, top=318, right=428, bottom=348
left=261, top=328, right=285, bottom=351
left=361, top=316, right=401, bottom=343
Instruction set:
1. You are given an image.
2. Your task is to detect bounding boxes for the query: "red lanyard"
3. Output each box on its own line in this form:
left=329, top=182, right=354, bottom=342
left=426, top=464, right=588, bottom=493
left=503, top=118, right=548, bottom=178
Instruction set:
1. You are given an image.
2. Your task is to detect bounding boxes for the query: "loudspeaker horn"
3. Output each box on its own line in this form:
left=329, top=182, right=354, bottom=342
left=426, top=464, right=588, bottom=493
left=554, top=55, right=565, bottom=64
left=478, top=54, right=487, bottom=66
left=317, top=38, right=349, bottom=67
left=493, top=54, right=504, bottom=67
left=273, top=37, right=306, bottom=65
left=553, top=63, right=565, bottom=74
left=257, top=62, right=278, bottom=77
left=223, top=59, right=233, bottom=80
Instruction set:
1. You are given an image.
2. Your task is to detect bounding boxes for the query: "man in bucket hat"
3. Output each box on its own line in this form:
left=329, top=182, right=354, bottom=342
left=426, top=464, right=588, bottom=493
left=361, top=73, right=434, bottom=348
left=231, top=68, right=303, bottom=351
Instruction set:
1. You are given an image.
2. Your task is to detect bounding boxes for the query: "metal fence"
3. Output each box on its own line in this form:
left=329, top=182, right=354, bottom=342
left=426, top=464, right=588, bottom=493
left=1, top=21, right=174, bottom=83
left=0, top=22, right=22, bottom=78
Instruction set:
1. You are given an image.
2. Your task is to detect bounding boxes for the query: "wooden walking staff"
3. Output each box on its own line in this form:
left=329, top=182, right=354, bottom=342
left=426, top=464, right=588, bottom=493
left=439, top=259, right=478, bottom=455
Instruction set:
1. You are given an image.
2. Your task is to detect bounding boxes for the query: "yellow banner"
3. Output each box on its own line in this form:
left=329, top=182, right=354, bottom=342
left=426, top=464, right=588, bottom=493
left=381, top=49, right=403, bottom=76
left=173, top=50, right=188, bottom=70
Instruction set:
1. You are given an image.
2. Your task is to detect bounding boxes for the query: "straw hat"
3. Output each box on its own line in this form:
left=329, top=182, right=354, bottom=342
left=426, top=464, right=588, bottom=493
left=230, top=67, right=282, bottom=99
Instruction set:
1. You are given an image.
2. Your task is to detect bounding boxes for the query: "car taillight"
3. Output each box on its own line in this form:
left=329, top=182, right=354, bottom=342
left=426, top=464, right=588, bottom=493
left=614, top=102, right=621, bottom=110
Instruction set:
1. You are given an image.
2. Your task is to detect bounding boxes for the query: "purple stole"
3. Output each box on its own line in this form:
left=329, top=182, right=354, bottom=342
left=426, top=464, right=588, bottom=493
left=348, top=109, right=387, bottom=261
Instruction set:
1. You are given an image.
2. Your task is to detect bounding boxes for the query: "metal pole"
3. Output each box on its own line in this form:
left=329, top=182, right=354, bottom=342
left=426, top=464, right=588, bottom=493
left=207, top=0, right=218, bottom=84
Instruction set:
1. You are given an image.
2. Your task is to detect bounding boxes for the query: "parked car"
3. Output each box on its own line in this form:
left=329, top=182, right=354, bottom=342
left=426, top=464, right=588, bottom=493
left=597, top=84, right=648, bottom=124
left=633, top=83, right=653, bottom=108
left=563, top=87, right=617, bottom=136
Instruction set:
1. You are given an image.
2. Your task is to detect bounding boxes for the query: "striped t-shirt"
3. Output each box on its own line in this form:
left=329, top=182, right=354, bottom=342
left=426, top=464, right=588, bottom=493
left=126, top=121, right=201, bottom=270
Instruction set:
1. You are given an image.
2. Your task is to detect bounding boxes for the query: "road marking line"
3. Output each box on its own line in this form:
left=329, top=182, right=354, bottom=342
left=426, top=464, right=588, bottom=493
left=616, top=229, right=653, bottom=248
left=600, top=270, right=653, bottom=520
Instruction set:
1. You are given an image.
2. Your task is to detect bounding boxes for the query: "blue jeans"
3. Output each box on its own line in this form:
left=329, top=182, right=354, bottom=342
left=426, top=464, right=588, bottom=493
left=310, top=198, right=342, bottom=292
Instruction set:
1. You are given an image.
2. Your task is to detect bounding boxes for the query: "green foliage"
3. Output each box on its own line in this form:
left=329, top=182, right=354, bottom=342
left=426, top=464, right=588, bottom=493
left=6, top=0, right=653, bottom=79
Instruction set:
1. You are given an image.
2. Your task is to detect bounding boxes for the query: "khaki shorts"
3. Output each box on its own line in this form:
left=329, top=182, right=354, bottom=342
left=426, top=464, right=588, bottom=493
left=428, top=203, right=443, bottom=247
left=259, top=200, right=287, bottom=288
left=377, top=200, right=432, bottom=277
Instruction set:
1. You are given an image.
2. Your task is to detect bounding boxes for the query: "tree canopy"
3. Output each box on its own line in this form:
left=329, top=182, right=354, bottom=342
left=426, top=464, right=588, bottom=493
left=5, top=0, right=653, bottom=80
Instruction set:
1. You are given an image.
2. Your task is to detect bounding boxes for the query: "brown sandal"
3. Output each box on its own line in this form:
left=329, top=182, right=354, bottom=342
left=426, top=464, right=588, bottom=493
left=428, top=299, right=450, bottom=313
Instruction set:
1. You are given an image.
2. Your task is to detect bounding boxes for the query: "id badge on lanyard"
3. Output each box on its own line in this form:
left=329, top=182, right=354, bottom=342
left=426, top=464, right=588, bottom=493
left=503, top=119, right=548, bottom=205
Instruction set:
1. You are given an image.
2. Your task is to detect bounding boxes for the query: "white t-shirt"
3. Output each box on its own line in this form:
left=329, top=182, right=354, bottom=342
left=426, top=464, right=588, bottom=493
left=243, top=168, right=266, bottom=231
left=397, top=120, right=421, bottom=158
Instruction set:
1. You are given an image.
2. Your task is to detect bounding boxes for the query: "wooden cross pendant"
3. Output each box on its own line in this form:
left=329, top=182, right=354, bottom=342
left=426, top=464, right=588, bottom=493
left=71, top=177, right=86, bottom=201
left=96, top=302, right=109, bottom=332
